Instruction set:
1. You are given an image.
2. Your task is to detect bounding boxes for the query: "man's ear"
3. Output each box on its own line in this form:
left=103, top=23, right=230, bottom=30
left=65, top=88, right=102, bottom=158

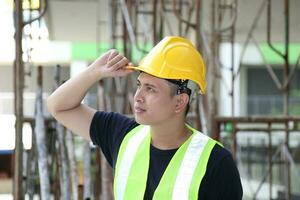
left=174, top=93, right=189, bottom=113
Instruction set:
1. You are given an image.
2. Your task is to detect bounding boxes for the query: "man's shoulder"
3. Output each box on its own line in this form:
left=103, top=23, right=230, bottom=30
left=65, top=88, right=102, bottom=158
left=195, top=131, right=232, bottom=164
left=90, top=111, right=140, bottom=166
left=208, top=143, right=233, bottom=167
left=92, top=111, right=138, bottom=131
left=199, top=142, right=242, bottom=199
left=92, top=111, right=131, bottom=122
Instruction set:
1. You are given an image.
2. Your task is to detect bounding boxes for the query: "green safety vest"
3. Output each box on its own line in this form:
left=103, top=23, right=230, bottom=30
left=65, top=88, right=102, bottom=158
left=114, top=124, right=218, bottom=200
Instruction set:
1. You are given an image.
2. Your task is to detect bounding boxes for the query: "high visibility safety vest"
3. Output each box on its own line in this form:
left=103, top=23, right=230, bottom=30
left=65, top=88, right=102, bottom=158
left=114, top=124, right=218, bottom=200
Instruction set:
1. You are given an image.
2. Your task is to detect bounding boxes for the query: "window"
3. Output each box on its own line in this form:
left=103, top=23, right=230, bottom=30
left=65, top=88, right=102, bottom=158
left=247, top=67, right=300, bottom=115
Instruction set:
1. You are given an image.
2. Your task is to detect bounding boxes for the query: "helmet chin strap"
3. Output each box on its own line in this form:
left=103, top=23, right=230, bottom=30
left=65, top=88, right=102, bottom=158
left=176, top=81, right=191, bottom=96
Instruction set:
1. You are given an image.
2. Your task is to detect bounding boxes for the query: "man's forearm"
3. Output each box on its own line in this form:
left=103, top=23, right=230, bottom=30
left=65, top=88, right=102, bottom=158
left=46, top=50, right=132, bottom=139
left=47, top=65, right=101, bottom=115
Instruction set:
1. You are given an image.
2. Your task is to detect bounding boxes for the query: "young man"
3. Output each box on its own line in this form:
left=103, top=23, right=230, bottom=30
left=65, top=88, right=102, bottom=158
left=47, top=36, right=243, bottom=200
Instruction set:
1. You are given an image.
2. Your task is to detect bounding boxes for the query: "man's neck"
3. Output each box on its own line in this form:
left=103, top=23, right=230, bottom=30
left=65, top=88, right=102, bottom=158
left=150, top=119, right=192, bottom=150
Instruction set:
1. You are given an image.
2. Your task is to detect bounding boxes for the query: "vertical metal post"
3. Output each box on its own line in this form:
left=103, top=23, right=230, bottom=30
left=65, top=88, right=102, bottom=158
left=246, top=138, right=251, bottom=178
left=280, top=0, right=291, bottom=194
left=98, top=81, right=114, bottom=200
left=13, top=0, right=24, bottom=199
left=83, top=141, right=91, bottom=199
left=208, top=0, right=219, bottom=135
left=230, top=1, right=237, bottom=116
left=122, top=0, right=129, bottom=57
left=194, top=0, right=207, bottom=132
left=195, top=0, right=202, bottom=51
left=267, top=0, right=290, bottom=116
left=212, top=118, right=220, bottom=141
left=267, top=122, right=272, bottom=200
left=152, top=0, right=158, bottom=44
left=285, top=121, right=291, bottom=200
left=35, top=66, right=51, bottom=200
left=66, top=130, right=79, bottom=200
left=283, top=0, right=290, bottom=116
left=54, top=66, right=71, bottom=200
left=232, top=123, right=237, bottom=161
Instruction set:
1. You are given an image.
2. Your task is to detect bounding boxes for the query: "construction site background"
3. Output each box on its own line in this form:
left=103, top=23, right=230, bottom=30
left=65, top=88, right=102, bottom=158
left=0, top=0, right=299, bottom=199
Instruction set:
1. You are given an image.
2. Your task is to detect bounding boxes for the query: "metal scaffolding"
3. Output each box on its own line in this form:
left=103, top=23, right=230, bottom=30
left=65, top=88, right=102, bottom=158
left=11, top=0, right=299, bottom=199
left=13, top=0, right=48, bottom=198
left=213, top=116, right=300, bottom=200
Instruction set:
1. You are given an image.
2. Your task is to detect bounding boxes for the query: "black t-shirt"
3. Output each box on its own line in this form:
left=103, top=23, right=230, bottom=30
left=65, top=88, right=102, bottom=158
left=90, top=111, right=243, bottom=200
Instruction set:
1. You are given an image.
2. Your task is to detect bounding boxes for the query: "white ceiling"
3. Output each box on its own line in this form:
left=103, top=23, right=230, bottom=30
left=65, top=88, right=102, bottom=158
left=45, top=0, right=300, bottom=43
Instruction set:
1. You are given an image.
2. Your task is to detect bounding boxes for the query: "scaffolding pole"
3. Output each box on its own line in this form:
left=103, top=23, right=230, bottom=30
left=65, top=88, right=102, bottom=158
left=267, top=0, right=290, bottom=116
left=34, top=66, right=51, bottom=200
left=13, top=0, right=24, bottom=199
left=54, top=65, right=71, bottom=200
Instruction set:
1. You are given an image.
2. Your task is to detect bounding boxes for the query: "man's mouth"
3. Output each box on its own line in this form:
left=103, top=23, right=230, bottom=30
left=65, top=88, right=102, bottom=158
left=134, top=106, right=146, bottom=114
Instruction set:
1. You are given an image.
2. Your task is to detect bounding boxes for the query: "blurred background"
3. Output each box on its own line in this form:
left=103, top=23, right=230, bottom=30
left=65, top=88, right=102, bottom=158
left=0, top=0, right=299, bottom=199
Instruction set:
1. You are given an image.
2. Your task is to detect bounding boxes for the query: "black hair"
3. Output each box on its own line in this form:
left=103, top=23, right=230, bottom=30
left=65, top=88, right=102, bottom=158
left=165, top=79, right=191, bottom=115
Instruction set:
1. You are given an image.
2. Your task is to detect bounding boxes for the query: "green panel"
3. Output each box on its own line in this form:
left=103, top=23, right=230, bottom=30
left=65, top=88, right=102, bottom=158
left=71, top=42, right=110, bottom=61
left=71, top=42, right=153, bottom=62
left=72, top=42, right=300, bottom=65
left=261, top=43, right=300, bottom=64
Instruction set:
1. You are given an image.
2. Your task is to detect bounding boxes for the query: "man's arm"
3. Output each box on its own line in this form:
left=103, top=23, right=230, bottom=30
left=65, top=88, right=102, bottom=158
left=47, top=49, right=133, bottom=140
left=205, top=155, right=243, bottom=200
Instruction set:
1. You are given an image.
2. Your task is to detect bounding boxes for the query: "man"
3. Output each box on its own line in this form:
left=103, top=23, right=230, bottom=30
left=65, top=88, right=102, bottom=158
left=47, top=36, right=243, bottom=199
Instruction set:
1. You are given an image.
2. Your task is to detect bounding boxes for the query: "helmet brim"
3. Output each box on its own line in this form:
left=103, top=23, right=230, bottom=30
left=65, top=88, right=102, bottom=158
left=126, top=65, right=205, bottom=94
left=126, top=65, right=143, bottom=71
left=126, top=65, right=155, bottom=77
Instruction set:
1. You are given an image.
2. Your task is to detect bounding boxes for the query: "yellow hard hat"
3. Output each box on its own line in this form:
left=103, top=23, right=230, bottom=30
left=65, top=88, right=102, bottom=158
left=127, top=36, right=206, bottom=94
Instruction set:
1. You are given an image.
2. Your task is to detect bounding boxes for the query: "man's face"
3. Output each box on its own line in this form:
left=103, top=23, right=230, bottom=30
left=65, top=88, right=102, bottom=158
left=133, top=73, right=177, bottom=125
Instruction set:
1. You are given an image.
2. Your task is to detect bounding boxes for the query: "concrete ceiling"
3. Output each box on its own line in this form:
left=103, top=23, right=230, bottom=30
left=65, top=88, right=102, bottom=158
left=45, top=0, right=300, bottom=43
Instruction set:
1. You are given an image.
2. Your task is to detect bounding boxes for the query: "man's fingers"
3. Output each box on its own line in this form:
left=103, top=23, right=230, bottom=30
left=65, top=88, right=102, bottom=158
left=107, top=54, right=124, bottom=67
left=113, top=57, right=130, bottom=70
left=105, top=50, right=132, bottom=73
left=107, top=49, right=119, bottom=62
left=115, top=68, right=134, bottom=77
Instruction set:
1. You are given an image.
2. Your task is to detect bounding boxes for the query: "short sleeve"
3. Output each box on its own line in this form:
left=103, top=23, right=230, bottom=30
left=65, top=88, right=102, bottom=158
left=200, top=145, right=243, bottom=199
left=89, top=111, right=138, bottom=166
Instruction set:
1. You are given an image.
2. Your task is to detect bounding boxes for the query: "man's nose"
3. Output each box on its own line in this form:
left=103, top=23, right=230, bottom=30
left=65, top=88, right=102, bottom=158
left=134, top=88, right=144, bottom=103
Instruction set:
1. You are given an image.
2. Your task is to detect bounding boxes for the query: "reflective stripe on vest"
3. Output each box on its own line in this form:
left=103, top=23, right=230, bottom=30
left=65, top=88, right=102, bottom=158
left=114, top=124, right=217, bottom=200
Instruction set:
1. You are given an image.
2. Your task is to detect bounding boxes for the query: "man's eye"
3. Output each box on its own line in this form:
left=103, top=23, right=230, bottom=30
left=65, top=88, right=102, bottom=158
left=146, top=87, right=155, bottom=92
